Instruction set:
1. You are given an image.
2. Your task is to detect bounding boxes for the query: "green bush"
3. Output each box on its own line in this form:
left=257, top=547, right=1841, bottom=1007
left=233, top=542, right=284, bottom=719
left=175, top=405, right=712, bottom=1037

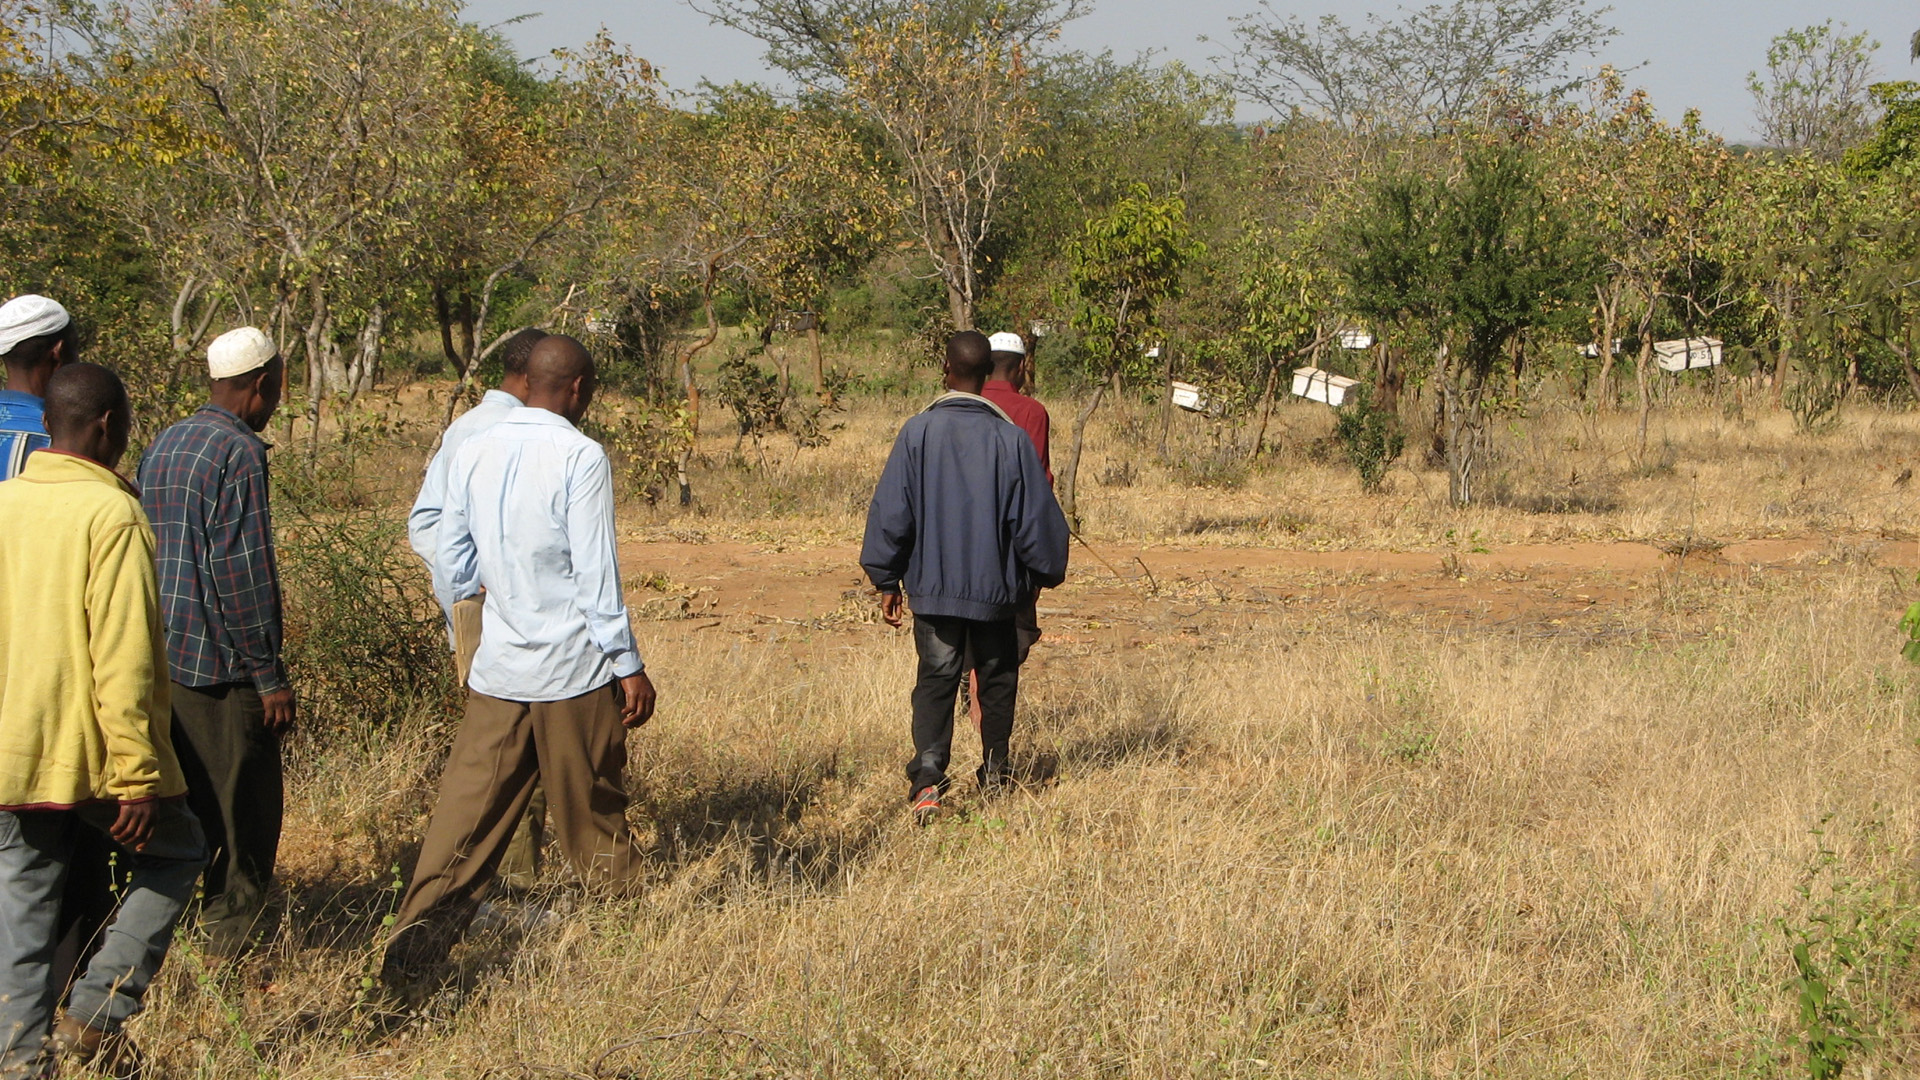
left=1332, top=387, right=1405, bottom=492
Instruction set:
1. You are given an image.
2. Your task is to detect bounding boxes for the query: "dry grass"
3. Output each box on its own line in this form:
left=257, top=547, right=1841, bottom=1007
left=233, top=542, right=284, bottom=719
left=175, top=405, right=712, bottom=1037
left=118, top=379, right=1920, bottom=1078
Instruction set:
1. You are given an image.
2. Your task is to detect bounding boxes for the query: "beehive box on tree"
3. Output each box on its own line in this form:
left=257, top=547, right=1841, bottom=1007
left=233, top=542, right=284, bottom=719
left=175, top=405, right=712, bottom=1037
left=1338, top=328, right=1374, bottom=350
left=1170, top=381, right=1209, bottom=412
left=1653, top=337, right=1723, bottom=372
left=1291, top=367, right=1360, bottom=407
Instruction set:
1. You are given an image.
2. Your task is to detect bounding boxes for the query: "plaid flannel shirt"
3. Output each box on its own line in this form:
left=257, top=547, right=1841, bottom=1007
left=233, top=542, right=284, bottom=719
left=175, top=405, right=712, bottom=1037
left=137, top=404, right=288, bottom=693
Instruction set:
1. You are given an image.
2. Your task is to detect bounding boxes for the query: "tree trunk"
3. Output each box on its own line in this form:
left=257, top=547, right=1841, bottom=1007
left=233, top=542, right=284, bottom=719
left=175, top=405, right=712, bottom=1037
left=1442, top=360, right=1489, bottom=507
left=1635, top=335, right=1655, bottom=462
left=1373, top=340, right=1401, bottom=415
left=434, top=285, right=461, bottom=372
left=1771, top=286, right=1795, bottom=408
left=1157, top=344, right=1175, bottom=456
left=1593, top=286, right=1618, bottom=410
left=1252, top=357, right=1280, bottom=459
left=1057, top=372, right=1112, bottom=530
left=675, top=276, right=721, bottom=506
left=808, top=323, right=829, bottom=405
left=346, top=302, right=384, bottom=400
left=303, top=277, right=330, bottom=460
left=935, top=218, right=972, bottom=330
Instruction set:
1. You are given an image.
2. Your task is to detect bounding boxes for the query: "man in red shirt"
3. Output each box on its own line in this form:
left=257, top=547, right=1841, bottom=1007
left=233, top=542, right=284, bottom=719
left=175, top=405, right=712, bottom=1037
left=981, top=332, right=1050, bottom=484
left=967, top=332, right=1057, bottom=735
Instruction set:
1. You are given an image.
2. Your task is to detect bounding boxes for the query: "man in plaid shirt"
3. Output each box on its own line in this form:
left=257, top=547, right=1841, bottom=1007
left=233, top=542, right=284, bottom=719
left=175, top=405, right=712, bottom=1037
left=138, top=326, right=292, bottom=959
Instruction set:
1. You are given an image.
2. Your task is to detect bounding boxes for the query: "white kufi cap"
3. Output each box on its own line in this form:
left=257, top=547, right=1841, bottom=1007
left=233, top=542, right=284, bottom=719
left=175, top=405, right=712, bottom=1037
left=987, top=331, right=1026, bottom=355
left=208, top=327, right=277, bottom=379
left=0, top=294, right=71, bottom=357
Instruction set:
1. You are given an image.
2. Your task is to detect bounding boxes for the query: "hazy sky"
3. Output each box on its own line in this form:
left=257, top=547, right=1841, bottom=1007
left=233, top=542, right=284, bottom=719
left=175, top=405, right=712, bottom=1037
left=460, top=0, right=1917, bottom=141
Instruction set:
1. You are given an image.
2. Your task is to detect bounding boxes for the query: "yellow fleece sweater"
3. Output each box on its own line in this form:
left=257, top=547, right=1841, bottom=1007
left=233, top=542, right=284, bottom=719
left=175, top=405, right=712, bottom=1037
left=0, top=451, right=186, bottom=807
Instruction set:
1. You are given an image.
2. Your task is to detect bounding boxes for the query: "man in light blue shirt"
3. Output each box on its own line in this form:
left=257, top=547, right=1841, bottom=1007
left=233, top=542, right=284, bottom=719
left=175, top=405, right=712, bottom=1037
left=383, top=335, right=657, bottom=990
left=407, top=327, right=550, bottom=890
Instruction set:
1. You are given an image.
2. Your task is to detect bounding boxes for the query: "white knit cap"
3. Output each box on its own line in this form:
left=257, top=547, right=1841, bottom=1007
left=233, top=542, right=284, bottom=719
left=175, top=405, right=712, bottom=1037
left=0, top=294, right=71, bottom=357
left=207, top=327, right=277, bottom=379
left=987, top=331, right=1025, bottom=355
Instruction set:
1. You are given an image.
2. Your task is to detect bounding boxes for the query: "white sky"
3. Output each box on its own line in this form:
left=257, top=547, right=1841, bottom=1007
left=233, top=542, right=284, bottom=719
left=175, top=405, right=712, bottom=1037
left=459, top=0, right=1918, bottom=141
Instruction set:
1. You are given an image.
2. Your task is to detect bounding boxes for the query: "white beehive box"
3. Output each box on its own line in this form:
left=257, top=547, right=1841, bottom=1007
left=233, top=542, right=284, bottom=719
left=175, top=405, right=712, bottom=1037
left=1170, top=381, right=1209, bottom=412
left=1291, top=366, right=1360, bottom=407
left=1653, top=337, right=1723, bottom=372
left=1581, top=339, right=1623, bottom=358
left=585, top=315, right=619, bottom=335
left=1338, top=328, right=1374, bottom=350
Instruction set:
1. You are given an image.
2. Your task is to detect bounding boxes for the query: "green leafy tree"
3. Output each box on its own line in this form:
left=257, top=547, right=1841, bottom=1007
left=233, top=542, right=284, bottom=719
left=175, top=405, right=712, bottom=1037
left=1344, top=144, right=1591, bottom=505
left=1846, top=81, right=1920, bottom=174
left=1056, top=184, right=1201, bottom=527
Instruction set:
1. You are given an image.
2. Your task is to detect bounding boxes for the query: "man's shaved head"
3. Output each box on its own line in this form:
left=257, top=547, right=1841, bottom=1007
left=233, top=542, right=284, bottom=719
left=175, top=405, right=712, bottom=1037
left=44, top=362, right=128, bottom=438
left=524, top=335, right=597, bottom=424
left=44, top=362, right=131, bottom=468
left=526, top=335, right=594, bottom=392
left=945, top=331, right=993, bottom=384
left=499, top=327, right=547, bottom=377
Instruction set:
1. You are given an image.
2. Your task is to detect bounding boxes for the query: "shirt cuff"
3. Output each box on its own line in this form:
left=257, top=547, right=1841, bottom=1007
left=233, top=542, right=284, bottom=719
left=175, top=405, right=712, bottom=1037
left=250, top=662, right=290, bottom=695
left=610, top=649, right=644, bottom=678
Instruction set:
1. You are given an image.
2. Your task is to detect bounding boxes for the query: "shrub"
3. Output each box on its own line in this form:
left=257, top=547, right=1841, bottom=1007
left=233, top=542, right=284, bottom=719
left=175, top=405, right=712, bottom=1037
left=1333, top=387, right=1405, bottom=492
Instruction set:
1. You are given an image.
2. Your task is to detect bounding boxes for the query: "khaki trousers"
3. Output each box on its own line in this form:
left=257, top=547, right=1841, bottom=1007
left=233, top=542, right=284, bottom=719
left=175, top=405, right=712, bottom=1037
left=384, top=683, right=641, bottom=975
left=452, top=595, right=547, bottom=889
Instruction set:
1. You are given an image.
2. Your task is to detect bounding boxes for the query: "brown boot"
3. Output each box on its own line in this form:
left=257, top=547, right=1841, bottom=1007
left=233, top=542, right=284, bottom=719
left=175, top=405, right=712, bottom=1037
left=47, top=1016, right=141, bottom=1080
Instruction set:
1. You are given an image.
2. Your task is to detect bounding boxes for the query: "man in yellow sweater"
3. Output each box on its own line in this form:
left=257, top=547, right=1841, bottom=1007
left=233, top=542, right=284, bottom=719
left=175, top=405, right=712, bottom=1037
left=0, top=363, right=206, bottom=1078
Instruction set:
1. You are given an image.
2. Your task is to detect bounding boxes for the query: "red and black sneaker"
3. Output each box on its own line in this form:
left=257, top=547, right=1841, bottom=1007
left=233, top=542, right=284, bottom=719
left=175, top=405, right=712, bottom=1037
left=911, top=785, right=941, bottom=825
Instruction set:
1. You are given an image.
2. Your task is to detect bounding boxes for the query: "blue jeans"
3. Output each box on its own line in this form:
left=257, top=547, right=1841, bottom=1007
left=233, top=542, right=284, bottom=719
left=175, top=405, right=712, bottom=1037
left=0, top=801, right=205, bottom=1073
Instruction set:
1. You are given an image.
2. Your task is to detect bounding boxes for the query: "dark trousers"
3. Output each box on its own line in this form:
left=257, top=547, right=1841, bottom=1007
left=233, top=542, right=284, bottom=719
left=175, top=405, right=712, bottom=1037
left=170, top=682, right=283, bottom=958
left=909, top=615, right=1020, bottom=796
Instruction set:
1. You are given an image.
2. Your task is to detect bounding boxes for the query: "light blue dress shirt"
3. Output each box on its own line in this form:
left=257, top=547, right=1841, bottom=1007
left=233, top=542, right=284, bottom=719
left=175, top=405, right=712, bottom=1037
left=408, top=388, right=523, bottom=578
left=434, top=406, right=642, bottom=701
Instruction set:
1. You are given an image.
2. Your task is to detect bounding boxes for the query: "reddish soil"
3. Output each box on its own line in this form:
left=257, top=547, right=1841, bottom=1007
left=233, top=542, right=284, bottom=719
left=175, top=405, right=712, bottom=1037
left=618, top=533, right=1911, bottom=649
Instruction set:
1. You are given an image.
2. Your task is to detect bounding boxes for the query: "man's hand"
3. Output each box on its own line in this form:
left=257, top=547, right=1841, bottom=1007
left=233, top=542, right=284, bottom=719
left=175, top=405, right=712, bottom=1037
left=619, top=672, right=656, bottom=728
left=261, top=687, right=297, bottom=735
left=109, top=801, right=156, bottom=851
left=880, top=591, right=905, bottom=628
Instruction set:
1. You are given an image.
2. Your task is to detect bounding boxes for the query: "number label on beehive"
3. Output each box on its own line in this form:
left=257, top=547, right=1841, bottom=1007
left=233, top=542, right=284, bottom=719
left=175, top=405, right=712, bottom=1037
left=1652, top=337, right=1723, bottom=372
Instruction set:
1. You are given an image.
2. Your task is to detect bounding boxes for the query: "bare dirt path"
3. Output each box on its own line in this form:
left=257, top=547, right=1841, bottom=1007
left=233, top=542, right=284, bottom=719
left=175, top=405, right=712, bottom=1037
left=618, top=532, right=1911, bottom=647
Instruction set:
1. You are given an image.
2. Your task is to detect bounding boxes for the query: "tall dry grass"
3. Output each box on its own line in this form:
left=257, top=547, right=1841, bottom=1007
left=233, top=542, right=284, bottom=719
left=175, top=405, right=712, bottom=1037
left=115, top=381, right=1920, bottom=1078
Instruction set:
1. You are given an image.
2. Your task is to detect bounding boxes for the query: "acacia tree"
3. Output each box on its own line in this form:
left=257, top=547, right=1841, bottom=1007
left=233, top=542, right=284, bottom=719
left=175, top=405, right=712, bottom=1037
left=840, top=7, right=1035, bottom=328
left=1546, top=70, right=1732, bottom=451
left=1219, top=0, right=1614, bottom=134
left=1056, top=185, right=1200, bottom=527
left=640, top=85, right=896, bottom=502
left=433, top=32, right=665, bottom=422
left=1748, top=21, right=1880, bottom=159
left=1345, top=145, right=1589, bottom=505
left=143, top=0, right=464, bottom=449
left=1231, top=226, right=1337, bottom=454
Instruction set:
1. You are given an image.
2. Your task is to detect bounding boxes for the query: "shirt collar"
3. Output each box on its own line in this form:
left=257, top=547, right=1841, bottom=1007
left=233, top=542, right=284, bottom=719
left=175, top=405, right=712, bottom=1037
left=0, top=389, right=43, bottom=410
left=197, top=403, right=269, bottom=445
left=21, top=449, right=139, bottom=495
left=923, top=390, right=1014, bottom=425
left=480, top=389, right=523, bottom=408
left=503, top=405, right=579, bottom=430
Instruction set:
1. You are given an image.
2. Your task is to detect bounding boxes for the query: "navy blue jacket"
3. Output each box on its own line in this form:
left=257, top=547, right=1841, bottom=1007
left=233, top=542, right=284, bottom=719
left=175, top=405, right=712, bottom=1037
left=861, top=393, right=1070, bottom=622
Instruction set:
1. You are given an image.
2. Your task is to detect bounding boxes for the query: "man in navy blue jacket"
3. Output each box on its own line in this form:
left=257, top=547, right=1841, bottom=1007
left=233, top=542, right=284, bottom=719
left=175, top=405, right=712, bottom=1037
left=861, top=331, right=1070, bottom=822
